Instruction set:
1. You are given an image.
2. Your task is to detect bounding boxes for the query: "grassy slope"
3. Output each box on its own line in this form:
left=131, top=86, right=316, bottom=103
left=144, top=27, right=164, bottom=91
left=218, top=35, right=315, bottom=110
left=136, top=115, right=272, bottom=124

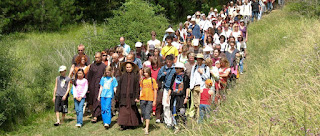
left=5, top=8, right=320, bottom=135
left=180, top=9, right=320, bottom=135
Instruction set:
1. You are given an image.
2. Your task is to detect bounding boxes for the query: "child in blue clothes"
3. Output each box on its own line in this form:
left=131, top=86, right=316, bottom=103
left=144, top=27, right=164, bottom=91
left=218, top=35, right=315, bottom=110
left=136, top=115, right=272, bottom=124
left=98, top=66, right=118, bottom=128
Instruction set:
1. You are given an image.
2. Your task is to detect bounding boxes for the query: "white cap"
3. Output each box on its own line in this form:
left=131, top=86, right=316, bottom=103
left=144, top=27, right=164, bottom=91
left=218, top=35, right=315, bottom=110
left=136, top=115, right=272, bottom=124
left=203, top=46, right=213, bottom=52
left=187, top=15, right=192, bottom=19
left=190, top=18, right=196, bottom=22
left=201, top=13, right=205, bottom=17
left=214, top=8, right=218, bottom=12
left=165, top=28, right=175, bottom=33
left=192, top=39, right=199, bottom=46
left=135, top=42, right=142, bottom=48
left=59, top=65, right=67, bottom=72
left=174, top=62, right=186, bottom=70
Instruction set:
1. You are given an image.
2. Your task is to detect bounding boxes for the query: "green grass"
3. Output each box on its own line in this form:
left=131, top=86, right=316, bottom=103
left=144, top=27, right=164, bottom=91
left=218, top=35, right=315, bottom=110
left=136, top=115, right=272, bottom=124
left=3, top=6, right=320, bottom=136
left=179, top=8, right=320, bottom=135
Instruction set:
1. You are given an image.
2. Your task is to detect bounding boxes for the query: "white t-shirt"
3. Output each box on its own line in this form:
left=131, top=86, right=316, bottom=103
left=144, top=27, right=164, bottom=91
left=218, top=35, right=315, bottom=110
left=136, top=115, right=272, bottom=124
left=147, top=39, right=161, bottom=49
left=220, top=42, right=229, bottom=52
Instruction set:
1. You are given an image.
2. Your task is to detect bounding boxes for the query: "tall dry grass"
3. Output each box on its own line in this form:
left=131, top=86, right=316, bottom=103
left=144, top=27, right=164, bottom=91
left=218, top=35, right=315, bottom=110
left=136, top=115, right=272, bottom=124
left=180, top=8, right=320, bottom=135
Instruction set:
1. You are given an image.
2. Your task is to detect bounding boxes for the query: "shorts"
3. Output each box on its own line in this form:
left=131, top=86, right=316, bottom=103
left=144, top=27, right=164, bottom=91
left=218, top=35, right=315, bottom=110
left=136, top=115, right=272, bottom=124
left=140, top=100, right=153, bottom=120
left=54, top=96, right=68, bottom=113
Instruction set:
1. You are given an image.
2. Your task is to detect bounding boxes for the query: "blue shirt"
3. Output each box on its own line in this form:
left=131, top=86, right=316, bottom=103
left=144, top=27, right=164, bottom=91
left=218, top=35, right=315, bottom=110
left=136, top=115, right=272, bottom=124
left=189, top=24, right=201, bottom=39
left=99, top=77, right=118, bottom=98
left=157, top=65, right=176, bottom=90
left=118, top=43, right=131, bottom=55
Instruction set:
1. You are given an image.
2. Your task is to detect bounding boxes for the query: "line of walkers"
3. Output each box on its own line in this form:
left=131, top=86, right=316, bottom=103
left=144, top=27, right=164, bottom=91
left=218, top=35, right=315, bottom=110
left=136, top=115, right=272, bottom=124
left=52, top=0, right=275, bottom=134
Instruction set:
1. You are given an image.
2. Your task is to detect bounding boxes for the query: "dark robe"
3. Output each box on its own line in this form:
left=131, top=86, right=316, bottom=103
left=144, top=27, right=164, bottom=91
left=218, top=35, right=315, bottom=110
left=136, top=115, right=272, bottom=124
left=115, top=72, right=142, bottom=127
left=86, top=62, right=106, bottom=117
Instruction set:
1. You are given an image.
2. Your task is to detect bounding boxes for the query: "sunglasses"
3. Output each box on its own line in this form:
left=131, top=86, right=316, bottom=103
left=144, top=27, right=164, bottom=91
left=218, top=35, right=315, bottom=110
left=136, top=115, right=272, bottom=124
left=116, top=51, right=121, bottom=53
left=175, top=68, right=182, bottom=69
left=78, top=50, right=83, bottom=51
left=102, top=55, right=107, bottom=56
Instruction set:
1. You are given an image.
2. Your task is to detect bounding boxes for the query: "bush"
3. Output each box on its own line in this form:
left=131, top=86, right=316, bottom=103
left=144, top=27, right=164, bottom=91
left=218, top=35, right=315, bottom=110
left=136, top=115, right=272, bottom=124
left=82, top=0, right=169, bottom=52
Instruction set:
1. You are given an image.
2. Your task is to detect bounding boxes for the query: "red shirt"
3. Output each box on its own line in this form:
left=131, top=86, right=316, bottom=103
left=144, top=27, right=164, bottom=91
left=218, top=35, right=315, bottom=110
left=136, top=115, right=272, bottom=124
left=200, top=88, right=212, bottom=105
left=151, top=68, right=160, bottom=80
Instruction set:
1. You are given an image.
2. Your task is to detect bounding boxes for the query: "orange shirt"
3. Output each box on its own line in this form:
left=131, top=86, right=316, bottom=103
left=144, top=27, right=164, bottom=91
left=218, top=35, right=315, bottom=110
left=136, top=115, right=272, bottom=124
left=140, top=78, right=158, bottom=101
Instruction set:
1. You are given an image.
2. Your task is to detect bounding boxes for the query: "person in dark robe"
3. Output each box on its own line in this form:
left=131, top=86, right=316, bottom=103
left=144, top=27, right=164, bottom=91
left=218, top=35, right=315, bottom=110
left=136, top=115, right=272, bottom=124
left=115, top=61, right=142, bottom=130
left=86, top=52, right=106, bottom=123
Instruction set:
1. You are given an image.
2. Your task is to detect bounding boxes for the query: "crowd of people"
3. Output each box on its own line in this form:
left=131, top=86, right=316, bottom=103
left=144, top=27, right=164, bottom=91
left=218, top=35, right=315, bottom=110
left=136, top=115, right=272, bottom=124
left=52, top=0, right=275, bottom=134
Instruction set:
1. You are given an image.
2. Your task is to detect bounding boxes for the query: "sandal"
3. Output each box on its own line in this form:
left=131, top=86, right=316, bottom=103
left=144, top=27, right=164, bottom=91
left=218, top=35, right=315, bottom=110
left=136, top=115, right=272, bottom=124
left=91, top=118, right=97, bottom=123
left=54, top=122, right=60, bottom=126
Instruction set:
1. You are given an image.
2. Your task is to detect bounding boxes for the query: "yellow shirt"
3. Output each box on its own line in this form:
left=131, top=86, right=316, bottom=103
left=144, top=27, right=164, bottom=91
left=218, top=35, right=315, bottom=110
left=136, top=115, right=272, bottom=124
left=161, top=45, right=179, bottom=57
left=140, top=78, right=158, bottom=101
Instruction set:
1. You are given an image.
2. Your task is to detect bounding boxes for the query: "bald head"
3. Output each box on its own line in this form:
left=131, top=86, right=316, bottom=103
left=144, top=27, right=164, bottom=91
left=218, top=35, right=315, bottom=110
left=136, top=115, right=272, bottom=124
left=126, top=54, right=134, bottom=62
left=120, top=37, right=125, bottom=45
left=112, top=53, right=119, bottom=63
left=95, top=52, right=102, bottom=63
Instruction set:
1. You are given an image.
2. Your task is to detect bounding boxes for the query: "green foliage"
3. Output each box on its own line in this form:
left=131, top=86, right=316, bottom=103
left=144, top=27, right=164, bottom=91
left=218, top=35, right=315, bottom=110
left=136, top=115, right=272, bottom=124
left=83, top=0, right=169, bottom=52
left=148, top=0, right=226, bottom=22
left=287, top=0, right=320, bottom=17
left=0, top=0, right=81, bottom=32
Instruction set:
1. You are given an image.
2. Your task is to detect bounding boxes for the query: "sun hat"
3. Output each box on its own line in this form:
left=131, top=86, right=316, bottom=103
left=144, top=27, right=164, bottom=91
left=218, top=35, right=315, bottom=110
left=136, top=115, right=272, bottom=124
left=59, top=65, right=67, bottom=72
left=165, top=28, right=175, bottom=33
left=192, top=39, right=199, bottom=46
left=174, top=62, right=186, bottom=70
left=187, top=15, right=192, bottom=19
left=214, top=8, right=218, bottom=12
left=201, top=13, right=205, bottom=17
left=195, top=53, right=204, bottom=59
left=120, top=61, right=139, bottom=74
left=190, top=18, right=196, bottom=22
left=196, top=12, right=201, bottom=16
left=215, top=60, right=220, bottom=65
left=135, top=42, right=142, bottom=48
left=203, top=46, right=213, bottom=52
left=205, top=79, right=213, bottom=86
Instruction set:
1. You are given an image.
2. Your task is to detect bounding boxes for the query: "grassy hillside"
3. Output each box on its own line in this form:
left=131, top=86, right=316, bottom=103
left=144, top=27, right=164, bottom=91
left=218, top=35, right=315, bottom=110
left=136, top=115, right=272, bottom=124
left=3, top=6, right=320, bottom=136
left=180, top=8, right=320, bottom=135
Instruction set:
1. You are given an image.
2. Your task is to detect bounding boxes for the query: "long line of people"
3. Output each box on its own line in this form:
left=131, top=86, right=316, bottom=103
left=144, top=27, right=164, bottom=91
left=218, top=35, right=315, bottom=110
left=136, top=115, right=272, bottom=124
left=52, top=0, right=274, bottom=134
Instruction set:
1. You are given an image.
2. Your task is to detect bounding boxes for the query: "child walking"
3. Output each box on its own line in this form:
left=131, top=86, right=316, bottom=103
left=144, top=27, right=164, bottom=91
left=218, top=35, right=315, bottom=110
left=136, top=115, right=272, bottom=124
left=150, top=59, right=162, bottom=123
left=97, top=66, right=118, bottom=128
left=199, top=79, right=214, bottom=123
left=169, top=62, right=189, bottom=131
left=140, top=67, right=158, bottom=135
left=53, top=65, right=71, bottom=126
left=72, top=69, right=88, bottom=127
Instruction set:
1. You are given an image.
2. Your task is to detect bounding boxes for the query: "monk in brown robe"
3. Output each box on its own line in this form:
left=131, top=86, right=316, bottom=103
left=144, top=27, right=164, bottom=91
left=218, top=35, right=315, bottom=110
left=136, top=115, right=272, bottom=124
left=115, top=62, right=142, bottom=130
left=87, top=52, right=106, bottom=123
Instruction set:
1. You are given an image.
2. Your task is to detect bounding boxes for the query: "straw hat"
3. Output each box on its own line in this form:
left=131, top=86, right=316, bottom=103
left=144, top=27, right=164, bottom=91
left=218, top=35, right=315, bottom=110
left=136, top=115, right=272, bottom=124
left=196, top=12, right=201, bottom=16
left=190, top=18, right=196, bottom=22
left=195, top=53, right=204, bottom=59
left=120, top=61, right=139, bottom=73
left=165, top=28, right=175, bottom=33
left=174, top=62, right=186, bottom=71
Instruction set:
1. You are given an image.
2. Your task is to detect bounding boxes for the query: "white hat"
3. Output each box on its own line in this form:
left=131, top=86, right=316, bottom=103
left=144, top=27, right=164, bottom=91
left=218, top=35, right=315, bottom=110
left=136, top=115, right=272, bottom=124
left=59, top=65, right=67, bottom=72
left=215, top=60, right=220, bottom=65
left=196, top=12, right=201, bottom=16
left=201, top=13, right=205, bottom=17
left=214, top=8, right=218, bottom=12
left=203, top=46, right=213, bottom=52
left=165, top=28, right=175, bottom=33
left=187, top=15, right=192, bottom=19
left=135, top=42, right=142, bottom=48
left=190, top=18, right=196, bottom=22
left=174, top=62, right=186, bottom=70
left=230, top=1, right=233, bottom=3
left=192, top=39, right=199, bottom=46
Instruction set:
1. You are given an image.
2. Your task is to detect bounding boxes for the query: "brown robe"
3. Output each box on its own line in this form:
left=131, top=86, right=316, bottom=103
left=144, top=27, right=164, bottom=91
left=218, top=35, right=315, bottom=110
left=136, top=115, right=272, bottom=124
left=115, top=72, right=141, bottom=127
left=86, top=62, right=106, bottom=117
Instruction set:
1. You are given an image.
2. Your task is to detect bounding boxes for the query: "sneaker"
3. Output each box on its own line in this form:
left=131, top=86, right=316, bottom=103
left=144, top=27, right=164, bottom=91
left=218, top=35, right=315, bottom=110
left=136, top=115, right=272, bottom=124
left=240, top=72, right=243, bottom=75
left=104, top=123, right=109, bottom=128
left=155, top=119, right=161, bottom=123
left=75, top=124, right=81, bottom=128
left=54, top=122, right=60, bottom=126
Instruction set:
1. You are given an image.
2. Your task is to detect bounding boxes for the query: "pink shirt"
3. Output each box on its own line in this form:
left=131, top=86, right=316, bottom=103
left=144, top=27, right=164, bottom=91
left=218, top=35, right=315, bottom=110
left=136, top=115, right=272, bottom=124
left=73, top=78, right=88, bottom=98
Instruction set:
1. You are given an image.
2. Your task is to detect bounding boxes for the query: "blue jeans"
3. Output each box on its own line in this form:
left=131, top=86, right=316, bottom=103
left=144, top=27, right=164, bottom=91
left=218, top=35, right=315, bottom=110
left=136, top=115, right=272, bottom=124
left=239, top=58, right=244, bottom=73
left=199, top=104, right=211, bottom=123
left=74, top=98, right=85, bottom=125
left=251, top=11, right=259, bottom=22
left=267, top=2, right=273, bottom=11
left=101, top=97, right=112, bottom=125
